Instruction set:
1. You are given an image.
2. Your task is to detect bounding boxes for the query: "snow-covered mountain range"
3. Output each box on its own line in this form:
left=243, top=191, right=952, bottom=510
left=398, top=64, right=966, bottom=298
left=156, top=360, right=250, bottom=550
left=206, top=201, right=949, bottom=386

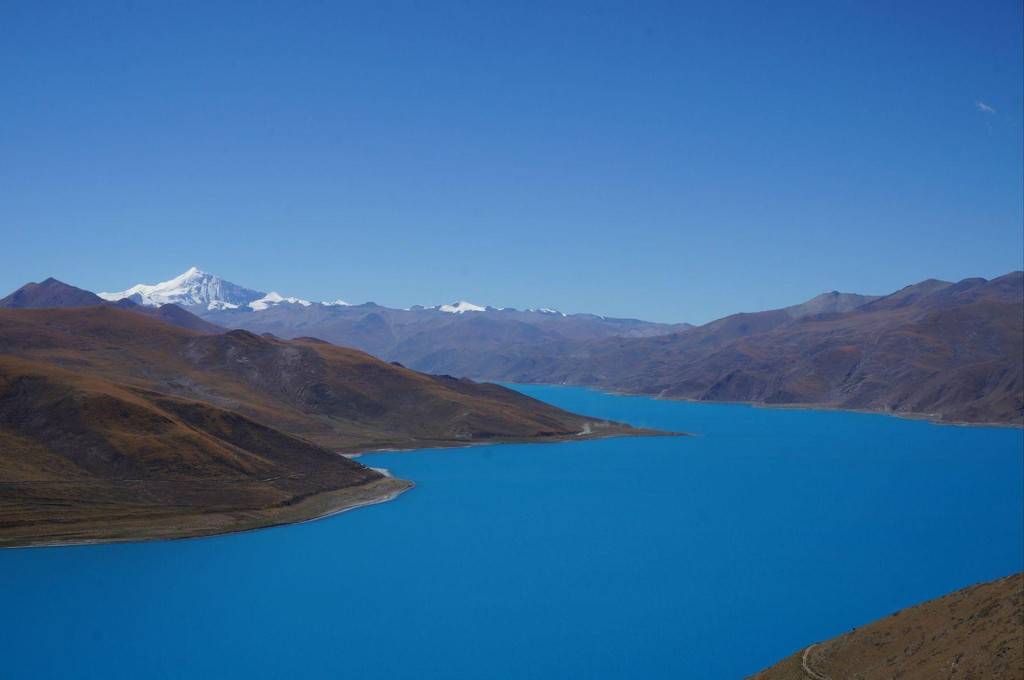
left=99, top=267, right=549, bottom=315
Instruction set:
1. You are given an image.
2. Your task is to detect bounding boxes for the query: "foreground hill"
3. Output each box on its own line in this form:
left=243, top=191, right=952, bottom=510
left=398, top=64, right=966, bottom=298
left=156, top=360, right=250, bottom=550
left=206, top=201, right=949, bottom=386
left=0, top=306, right=655, bottom=546
left=493, top=273, right=1024, bottom=425
left=748, top=572, right=1023, bottom=679
left=0, top=355, right=407, bottom=547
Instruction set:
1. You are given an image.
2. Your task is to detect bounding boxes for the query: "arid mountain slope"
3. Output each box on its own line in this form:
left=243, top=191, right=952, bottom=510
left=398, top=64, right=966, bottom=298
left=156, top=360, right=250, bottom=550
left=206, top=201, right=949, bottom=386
left=0, top=277, right=105, bottom=309
left=493, top=273, right=1024, bottom=425
left=0, top=306, right=644, bottom=451
left=0, top=354, right=407, bottom=547
left=748, top=572, right=1023, bottom=679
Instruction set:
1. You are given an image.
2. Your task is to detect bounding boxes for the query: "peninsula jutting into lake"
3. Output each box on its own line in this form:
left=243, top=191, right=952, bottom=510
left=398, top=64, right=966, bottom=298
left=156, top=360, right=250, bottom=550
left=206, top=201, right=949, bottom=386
left=0, top=299, right=668, bottom=548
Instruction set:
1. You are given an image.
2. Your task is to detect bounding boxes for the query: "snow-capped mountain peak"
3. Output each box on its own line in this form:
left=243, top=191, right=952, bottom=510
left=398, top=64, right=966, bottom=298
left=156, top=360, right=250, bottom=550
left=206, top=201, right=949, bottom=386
left=100, top=267, right=357, bottom=312
left=99, top=267, right=266, bottom=308
left=436, top=301, right=487, bottom=313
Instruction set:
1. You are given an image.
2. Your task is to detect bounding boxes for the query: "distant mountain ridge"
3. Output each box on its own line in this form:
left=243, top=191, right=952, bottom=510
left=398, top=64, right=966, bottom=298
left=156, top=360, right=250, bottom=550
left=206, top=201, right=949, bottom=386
left=95, top=268, right=695, bottom=365
left=489, top=272, right=1024, bottom=425
left=0, top=277, right=223, bottom=334
left=5, top=269, right=1020, bottom=424
left=97, top=267, right=635, bottom=318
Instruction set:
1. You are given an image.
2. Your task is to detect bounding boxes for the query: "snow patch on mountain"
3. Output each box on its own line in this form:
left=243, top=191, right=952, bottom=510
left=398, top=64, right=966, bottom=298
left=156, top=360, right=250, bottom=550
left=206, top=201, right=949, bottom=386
left=528, top=308, right=567, bottom=316
left=249, top=292, right=313, bottom=311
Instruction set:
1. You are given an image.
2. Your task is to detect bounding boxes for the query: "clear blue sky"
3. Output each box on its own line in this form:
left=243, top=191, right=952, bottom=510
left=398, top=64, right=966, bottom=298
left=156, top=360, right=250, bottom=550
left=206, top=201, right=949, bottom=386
left=1, top=1, right=1021, bottom=323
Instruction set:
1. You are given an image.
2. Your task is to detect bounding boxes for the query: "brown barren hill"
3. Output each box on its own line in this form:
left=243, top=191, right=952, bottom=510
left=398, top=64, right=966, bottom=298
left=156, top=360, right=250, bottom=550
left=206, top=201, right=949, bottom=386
left=0, top=306, right=653, bottom=452
left=0, top=355, right=408, bottom=547
left=748, top=572, right=1024, bottom=680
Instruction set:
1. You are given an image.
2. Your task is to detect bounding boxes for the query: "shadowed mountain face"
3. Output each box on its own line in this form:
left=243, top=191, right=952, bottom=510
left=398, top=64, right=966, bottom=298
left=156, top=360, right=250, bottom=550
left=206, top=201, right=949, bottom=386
left=1, top=278, right=223, bottom=334
left=748, top=572, right=1023, bottom=680
left=485, top=273, right=1024, bottom=425
left=0, top=277, right=104, bottom=309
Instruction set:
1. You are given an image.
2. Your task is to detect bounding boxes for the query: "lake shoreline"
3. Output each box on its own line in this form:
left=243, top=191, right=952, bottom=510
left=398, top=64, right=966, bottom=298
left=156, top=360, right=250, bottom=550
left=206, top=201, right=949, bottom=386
left=3, top=385, right=1020, bottom=679
left=498, top=382, right=1024, bottom=429
left=1, top=427, right=677, bottom=550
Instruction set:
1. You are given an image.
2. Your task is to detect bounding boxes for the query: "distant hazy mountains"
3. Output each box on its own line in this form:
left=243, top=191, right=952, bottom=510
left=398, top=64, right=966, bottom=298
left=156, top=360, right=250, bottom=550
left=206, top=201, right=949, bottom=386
left=96, top=267, right=694, bottom=371
left=9, top=268, right=1023, bottom=425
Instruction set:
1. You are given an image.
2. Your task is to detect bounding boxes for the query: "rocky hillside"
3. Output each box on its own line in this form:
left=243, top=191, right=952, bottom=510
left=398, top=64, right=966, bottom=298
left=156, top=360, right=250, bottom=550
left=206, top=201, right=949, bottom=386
left=492, top=273, right=1024, bottom=425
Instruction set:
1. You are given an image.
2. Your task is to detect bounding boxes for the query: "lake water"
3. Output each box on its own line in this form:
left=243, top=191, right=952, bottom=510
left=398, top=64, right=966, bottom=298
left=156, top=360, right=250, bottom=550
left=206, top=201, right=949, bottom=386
left=1, top=385, right=1021, bottom=679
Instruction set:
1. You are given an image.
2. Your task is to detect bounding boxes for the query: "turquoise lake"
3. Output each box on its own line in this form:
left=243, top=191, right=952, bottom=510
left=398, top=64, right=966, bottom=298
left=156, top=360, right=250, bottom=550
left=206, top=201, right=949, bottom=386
left=1, top=385, right=1021, bottom=679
